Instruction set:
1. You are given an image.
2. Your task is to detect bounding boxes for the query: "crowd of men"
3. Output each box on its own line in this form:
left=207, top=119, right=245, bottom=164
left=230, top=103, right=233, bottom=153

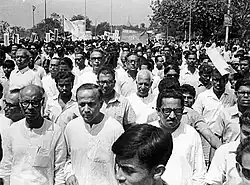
left=0, top=37, right=249, bottom=185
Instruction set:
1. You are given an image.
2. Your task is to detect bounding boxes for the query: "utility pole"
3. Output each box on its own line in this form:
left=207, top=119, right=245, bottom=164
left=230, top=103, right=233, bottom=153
left=225, top=0, right=231, bottom=43
left=45, top=0, right=47, bottom=20
left=189, top=1, right=192, bottom=43
left=110, top=0, right=113, bottom=33
left=85, top=0, right=87, bottom=33
left=32, top=5, right=36, bottom=27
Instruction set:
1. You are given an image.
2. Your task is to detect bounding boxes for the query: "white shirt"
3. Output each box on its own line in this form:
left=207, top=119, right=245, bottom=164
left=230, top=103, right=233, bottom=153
left=205, top=140, right=241, bottom=185
left=42, top=74, right=59, bottom=99
left=64, top=115, right=124, bottom=185
left=32, top=65, right=46, bottom=80
left=150, top=120, right=206, bottom=185
left=9, top=66, right=42, bottom=91
left=0, top=118, right=67, bottom=185
left=179, top=67, right=200, bottom=88
left=44, top=95, right=80, bottom=131
left=192, top=88, right=236, bottom=129
left=127, top=92, right=156, bottom=124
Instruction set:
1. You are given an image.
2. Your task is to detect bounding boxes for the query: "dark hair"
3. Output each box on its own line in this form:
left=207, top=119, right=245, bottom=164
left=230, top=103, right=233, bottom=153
left=54, top=71, right=75, bottom=84
left=164, top=64, right=180, bottom=76
left=236, top=136, right=250, bottom=165
left=181, top=84, right=196, bottom=98
left=199, top=64, right=213, bottom=76
left=76, top=83, right=103, bottom=101
left=59, top=57, right=73, bottom=70
left=112, top=124, right=173, bottom=170
left=155, top=55, right=163, bottom=63
left=235, top=78, right=250, bottom=92
left=125, top=51, right=138, bottom=60
left=139, top=57, right=154, bottom=71
left=156, top=90, right=184, bottom=109
left=2, top=59, right=15, bottom=69
left=97, top=66, right=116, bottom=80
left=239, top=111, right=250, bottom=128
left=239, top=55, right=250, bottom=64
left=158, top=77, right=180, bottom=93
left=0, top=83, right=3, bottom=94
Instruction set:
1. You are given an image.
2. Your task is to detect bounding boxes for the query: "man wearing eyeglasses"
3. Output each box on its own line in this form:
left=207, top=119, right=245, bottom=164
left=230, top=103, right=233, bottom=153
left=0, top=85, right=67, bottom=185
left=150, top=90, right=206, bottom=185
left=97, top=66, right=136, bottom=130
left=205, top=79, right=250, bottom=185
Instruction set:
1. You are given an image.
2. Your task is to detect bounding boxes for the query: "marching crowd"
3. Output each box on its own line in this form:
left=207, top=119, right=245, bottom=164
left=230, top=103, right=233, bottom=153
left=0, top=37, right=249, bottom=185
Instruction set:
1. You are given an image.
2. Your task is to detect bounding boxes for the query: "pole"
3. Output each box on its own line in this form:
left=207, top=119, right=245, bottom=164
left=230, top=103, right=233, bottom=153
left=95, top=19, right=97, bottom=36
left=225, top=0, right=231, bottom=43
left=32, top=7, right=35, bottom=27
left=189, top=1, right=192, bottom=43
left=84, top=0, right=87, bottom=33
left=45, top=0, right=47, bottom=20
left=110, top=0, right=113, bottom=33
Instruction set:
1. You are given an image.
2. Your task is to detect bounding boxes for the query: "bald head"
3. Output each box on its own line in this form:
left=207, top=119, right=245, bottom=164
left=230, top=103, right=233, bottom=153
left=5, top=89, right=20, bottom=105
left=19, top=85, right=44, bottom=100
left=136, top=69, right=153, bottom=82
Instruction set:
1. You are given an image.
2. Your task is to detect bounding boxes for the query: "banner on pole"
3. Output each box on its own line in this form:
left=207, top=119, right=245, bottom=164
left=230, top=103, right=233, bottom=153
left=4, top=33, right=9, bottom=46
left=120, top=29, right=148, bottom=45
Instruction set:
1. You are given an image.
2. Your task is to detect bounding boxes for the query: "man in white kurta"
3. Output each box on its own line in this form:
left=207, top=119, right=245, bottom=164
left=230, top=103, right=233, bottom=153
left=0, top=85, right=67, bottom=185
left=64, top=83, right=124, bottom=185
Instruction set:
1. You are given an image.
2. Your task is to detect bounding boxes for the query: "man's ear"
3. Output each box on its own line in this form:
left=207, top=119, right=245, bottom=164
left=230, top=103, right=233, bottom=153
left=152, top=165, right=165, bottom=180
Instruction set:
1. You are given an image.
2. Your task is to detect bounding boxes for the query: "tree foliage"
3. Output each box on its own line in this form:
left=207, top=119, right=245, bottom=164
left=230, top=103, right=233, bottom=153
left=95, top=22, right=110, bottom=35
left=150, top=0, right=250, bottom=39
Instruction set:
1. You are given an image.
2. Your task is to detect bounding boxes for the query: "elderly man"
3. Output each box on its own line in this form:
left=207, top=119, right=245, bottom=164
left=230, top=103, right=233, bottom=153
left=97, top=66, right=136, bottom=130
left=127, top=69, right=156, bottom=124
left=150, top=90, right=206, bottom=185
left=0, top=85, right=67, bottom=185
left=64, top=83, right=124, bottom=185
left=9, top=48, right=42, bottom=91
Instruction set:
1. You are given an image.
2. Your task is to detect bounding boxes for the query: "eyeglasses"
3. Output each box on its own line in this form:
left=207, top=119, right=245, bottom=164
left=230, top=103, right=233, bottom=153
left=160, top=108, right=183, bottom=116
left=20, top=98, right=44, bottom=109
left=4, top=100, right=19, bottom=109
left=238, top=162, right=250, bottom=180
left=237, top=91, right=250, bottom=96
left=97, top=80, right=114, bottom=85
left=91, top=57, right=102, bottom=61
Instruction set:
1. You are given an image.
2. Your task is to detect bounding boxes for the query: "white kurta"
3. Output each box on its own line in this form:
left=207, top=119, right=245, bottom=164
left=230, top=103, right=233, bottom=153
left=0, top=118, right=67, bottom=185
left=64, top=115, right=124, bottom=185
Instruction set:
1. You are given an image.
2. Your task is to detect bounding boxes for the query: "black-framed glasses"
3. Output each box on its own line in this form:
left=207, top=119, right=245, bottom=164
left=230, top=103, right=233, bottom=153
left=238, top=162, right=250, bottom=180
left=97, top=80, right=114, bottom=85
left=91, top=57, right=102, bottom=61
left=160, top=108, right=183, bottom=116
left=237, top=91, right=250, bottom=96
left=3, top=100, right=19, bottom=109
left=20, top=98, right=44, bottom=109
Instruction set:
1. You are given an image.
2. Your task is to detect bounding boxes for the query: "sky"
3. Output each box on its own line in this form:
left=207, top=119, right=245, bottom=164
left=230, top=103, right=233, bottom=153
left=0, top=0, right=153, bottom=28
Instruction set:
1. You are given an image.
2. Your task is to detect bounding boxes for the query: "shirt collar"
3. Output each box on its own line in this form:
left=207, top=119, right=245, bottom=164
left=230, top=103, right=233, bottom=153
left=172, top=119, right=186, bottom=138
left=107, top=91, right=121, bottom=104
left=17, top=66, right=30, bottom=74
left=53, top=93, right=76, bottom=102
left=227, top=104, right=240, bottom=117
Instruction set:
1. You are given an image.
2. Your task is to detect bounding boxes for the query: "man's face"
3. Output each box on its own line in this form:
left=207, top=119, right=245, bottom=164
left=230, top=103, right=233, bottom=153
left=4, top=93, right=22, bottom=121
left=212, top=74, right=227, bottom=92
left=200, top=72, right=211, bottom=85
left=126, top=55, right=139, bottom=71
left=186, top=54, right=196, bottom=67
left=11, top=46, right=18, bottom=58
left=77, top=89, right=102, bottom=124
left=240, top=60, right=250, bottom=74
left=236, top=86, right=250, bottom=108
left=231, top=59, right=241, bottom=72
left=146, top=49, right=152, bottom=58
left=158, top=98, right=183, bottom=133
left=59, top=64, right=71, bottom=72
left=183, top=92, right=195, bottom=108
left=97, top=73, right=115, bottom=96
left=16, top=50, right=29, bottom=70
left=241, top=124, right=250, bottom=141
left=238, top=153, right=250, bottom=182
left=115, top=155, right=154, bottom=185
left=136, top=74, right=152, bottom=97
left=30, top=45, right=37, bottom=56
left=3, top=65, right=14, bottom=79
left=19, top=92, right=43, bottom=121
left=75, top=54, right=85, bottom=69
left=57, top=78, right=73, bottom=96
left=47, top=46, right=54, bottom=56
left=49, top=59, right=60, bottom=78
left=90, top=51, right=103, bottom=73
